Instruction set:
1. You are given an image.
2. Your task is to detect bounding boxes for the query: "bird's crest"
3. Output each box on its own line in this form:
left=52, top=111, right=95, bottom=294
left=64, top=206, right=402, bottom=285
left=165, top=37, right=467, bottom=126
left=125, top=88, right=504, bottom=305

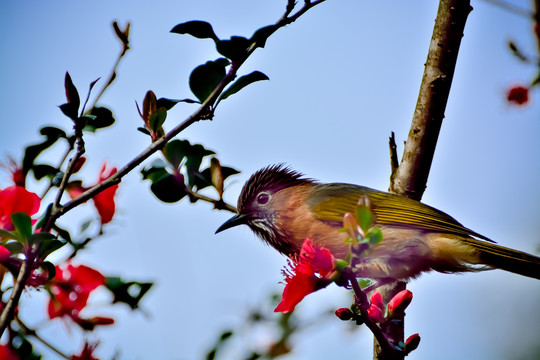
left=238, top=164, right=314, bottom=210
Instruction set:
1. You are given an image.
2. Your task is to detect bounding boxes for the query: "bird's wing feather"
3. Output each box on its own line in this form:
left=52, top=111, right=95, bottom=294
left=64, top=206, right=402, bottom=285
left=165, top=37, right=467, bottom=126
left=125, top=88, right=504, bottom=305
left=307, top=183, right=492, bottom=241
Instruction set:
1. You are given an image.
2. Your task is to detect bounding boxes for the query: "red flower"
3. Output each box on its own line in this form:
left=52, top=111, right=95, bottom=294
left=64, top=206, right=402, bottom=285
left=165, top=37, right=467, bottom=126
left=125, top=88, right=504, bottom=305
left=387, top=289, right=413, bottom=317
left=0, top=246, right=10, bottom=262
left=367, top=304, right=384, bottom=323
left=48, top=263, right=105, bottom=320
left=0, top=186, right=40, bottom=231
left=405, top=333, right=421, bottom=354
left=71, top=341, right=99, bottom=360
left=506, top=85, right=529, bottom=105
left=67, top=161, right=119, bottom=224
left=369, top=291, right=384, bottom=312
left=274, top=238, right=337, bottom=313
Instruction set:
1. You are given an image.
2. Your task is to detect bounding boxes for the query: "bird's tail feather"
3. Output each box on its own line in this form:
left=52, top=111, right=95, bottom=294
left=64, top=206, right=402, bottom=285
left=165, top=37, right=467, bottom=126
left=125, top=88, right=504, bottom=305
left=462, top=238, right=540, bottom=280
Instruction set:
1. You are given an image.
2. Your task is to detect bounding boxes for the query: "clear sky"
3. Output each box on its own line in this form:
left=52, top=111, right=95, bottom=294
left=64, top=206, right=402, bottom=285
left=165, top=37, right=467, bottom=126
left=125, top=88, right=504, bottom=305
left=1, top=0, right=539, bottom=359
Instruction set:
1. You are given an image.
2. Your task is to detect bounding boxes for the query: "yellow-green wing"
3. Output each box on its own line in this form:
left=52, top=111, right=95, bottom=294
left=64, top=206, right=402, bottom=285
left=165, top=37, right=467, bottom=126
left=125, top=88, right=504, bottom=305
left=306, top=183, right=491, bottom=241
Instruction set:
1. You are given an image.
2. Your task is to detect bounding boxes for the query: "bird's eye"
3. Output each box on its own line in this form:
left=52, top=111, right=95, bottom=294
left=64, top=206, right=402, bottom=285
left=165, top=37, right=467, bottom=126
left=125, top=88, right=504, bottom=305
left=257, top=193, right=270, bottom=205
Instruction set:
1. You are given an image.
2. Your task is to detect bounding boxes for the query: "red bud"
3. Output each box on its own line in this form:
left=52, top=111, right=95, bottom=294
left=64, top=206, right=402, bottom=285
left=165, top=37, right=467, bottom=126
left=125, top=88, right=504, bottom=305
left=335, top=307, right=353, bottom=321
left=369, top=291, right=385, bottom=312
left=387, top=289, right=413, bottom=317
left=367, top=304, right=384, bottom=324
left=405, top=333, right=421, bottom=354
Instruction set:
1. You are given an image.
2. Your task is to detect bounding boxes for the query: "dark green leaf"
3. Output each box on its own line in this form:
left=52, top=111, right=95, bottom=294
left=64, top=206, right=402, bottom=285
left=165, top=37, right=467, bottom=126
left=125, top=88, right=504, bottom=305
left=366, top=227, right=383, bottom=245
left=163, top=139, right=189, bottom=168
left=52, top=224, right=73, bottom=243
left=105, top=277, right=154, bottom=310
left=32, top=164, right=59, bottom=180
left=192, top=168, right=213, bottom=191
left=216, top=36, right=250, bottom=62
left=39, top=238, right=67, bottom=259
left=137, top=127, right=151, bottom=136
left=218, top=71, right=269, bottom=103
left=11, top=212, right=33, bottom=243
left=141, top=159, right=169, bottom=182
left=189, top=59, right=229, bottom=103
left=85, top=106, right=115, bottom=130
left=41, top=261, right=57, bottom=280
left=61, top=72, right=80, bottom=120
left=34, top=203, right=52, bottom=231
left=4, top=241, right=23, bottom=254
left=170, top=21, right=219, bottom=42
left=221, top=166, right=240, bottom=180
left=250, top=25, right=277, bottom=49
left=22, top=126, right=67, bottom=175
left=150, top=172, right=187, bottom=203
left=156, top=97, right=199, bottom=110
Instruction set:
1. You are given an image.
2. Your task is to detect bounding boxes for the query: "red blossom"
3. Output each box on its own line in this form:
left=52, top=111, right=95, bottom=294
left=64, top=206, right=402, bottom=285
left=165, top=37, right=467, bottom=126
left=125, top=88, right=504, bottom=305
left=405, top=333, right=421, bottom=354
left=48, top=263, right=105, bottom=320
left=274, top=238, right=337, bottom=313
left=0, top=186, right=40, bottom=231
left=0, top=344, right=19, bottom=360
left=335, top=307, right=353, bottom=321
left=506, top=85, right=529, bottom=105
left=71, top=341, right=99, bottom=360
left=387, top=289, right=413, bottom=317
left=67, top=161, right=119, bottom=224
left=0, top=246, right=10, bottom=262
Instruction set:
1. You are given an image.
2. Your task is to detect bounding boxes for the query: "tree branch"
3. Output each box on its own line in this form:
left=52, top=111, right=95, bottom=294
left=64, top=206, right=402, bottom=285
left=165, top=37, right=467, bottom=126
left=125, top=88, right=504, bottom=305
left=381, top=1, right=472, bottom=359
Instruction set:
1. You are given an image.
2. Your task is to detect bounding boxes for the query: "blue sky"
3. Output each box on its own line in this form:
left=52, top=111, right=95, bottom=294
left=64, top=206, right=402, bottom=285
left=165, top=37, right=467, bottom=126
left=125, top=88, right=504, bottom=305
left=1, top=0, right=539, bottom=359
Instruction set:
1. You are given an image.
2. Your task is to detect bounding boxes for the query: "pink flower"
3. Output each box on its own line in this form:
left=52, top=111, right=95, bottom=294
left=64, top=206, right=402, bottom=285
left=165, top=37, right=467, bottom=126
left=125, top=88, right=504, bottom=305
left=274, top=238, right=337, bottom=313
left=506, top=85, right=529, bottom=105
left=0, top=186, right=40, bottom=231
left=367, top=304, right=384, bottom=323
left=405, top=333, right=421, bottom=354
left=370, top=291, right=384, bottom=312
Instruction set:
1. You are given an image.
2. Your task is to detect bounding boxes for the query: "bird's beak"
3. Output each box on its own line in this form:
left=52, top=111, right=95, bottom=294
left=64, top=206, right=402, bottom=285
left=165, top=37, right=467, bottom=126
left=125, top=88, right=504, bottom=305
left=215, top=213, right=249, bottom=234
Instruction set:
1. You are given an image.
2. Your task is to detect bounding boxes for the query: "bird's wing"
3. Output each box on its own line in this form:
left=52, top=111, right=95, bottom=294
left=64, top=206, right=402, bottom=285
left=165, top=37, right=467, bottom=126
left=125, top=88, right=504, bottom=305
left=307, top=183, right=492, bottom=241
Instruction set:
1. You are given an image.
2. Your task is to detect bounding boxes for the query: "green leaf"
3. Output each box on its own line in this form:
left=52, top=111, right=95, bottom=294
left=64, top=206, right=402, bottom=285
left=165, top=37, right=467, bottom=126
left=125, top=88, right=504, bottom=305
left=0, top=229, right=19, bottom=241
left=189, top=59, right=229, bottom=103
left=156, top=97, right=199, bottom=110
left=163, top=139, right=189, bottom=169
left=34, top=203, right=52, bottom=230
left=85, top=106, right=115, bottom=130
left=170, top=21, right=219, bottom=42
left=60, top=72, right=80, bottom=120
left=366, top=227, right=383, bottom=245
left=218, top=71, right=269, bottom=103
left=4, top=241, right=23, bottom=254
left=105, top=277, right=154, bottom=310
left=32, top=164, right=60, bottom=180
left=22, top=127, right=67, bottom=175
left=355, top=205, right=373, bottom=234
left=150, top=172, right=187, bottom=203
left=137, top=127, right=151, bottom=136
left=39, top=238, right=67, bottom=259
left=357, top=278, right=373, bottom=289
left=250, top=25, right=278, bottom=49
left=216, top=36, right=250, bottom=62
left=148, top=108, right=167, bottom=134
left=52, top=224, right=72, bottom=243
left=11, top=212, right=33, bottom=243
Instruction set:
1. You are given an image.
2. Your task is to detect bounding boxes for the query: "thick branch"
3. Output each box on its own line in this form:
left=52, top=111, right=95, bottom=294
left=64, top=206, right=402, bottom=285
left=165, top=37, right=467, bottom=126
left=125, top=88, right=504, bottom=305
left=389, top=0, right=472, bottom=200
left=380, top=1, right=472, bottom=359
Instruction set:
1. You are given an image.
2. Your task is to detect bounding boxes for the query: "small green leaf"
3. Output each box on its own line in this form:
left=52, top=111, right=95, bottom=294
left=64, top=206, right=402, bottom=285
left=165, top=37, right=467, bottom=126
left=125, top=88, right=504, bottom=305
left=366, top=227, right=383, bottom=245
left=355, top=205, right=373, bottom=234
left=39, top=239, right=67, bottom=259
left=357, top=278, right=373, bottom=289
left=148, top=108, right=167, bottom=134
left=34, top=203, right=52, bottom=231
left=32, top=164, right=60, bottom=180
left=137, top=127, right=151, bottom=136
left=218, top=71, right=269, bottom=103
left=170, top=21, right=219, bottom=42
left=156, top=97, right=199, bottom=110
left=4, top=241, right=23, bottom=254
left=189, top=59, right=228, bottom=103
left=22, top=127, right=67, bottom=175
left=11, top=212, right=33, bottom=243
left=216, top=36, right=250, bottom=62
left=60, top=72, right=80, bottom=120
left=85, top=107, right=115, bottom=130
left=105, top=277, right=154, bottom=310
left=0, top=229, right=19, bottom=241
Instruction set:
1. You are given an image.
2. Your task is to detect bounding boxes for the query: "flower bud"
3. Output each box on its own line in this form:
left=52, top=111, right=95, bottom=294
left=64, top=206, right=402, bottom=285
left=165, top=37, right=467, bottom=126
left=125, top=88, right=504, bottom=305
left=404, top=333, right=421, bottom=354
left=387, top=289, right=413, bottom=317
left=335, top=307, right=353, bottom=321
left=367, top=304, right=384, bottom=324
left=369, top=291, right=385, bottom=312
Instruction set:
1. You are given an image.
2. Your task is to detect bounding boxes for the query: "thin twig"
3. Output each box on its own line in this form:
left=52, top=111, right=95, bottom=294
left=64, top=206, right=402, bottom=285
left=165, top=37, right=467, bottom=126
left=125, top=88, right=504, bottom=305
left=16, top=316, right=70, bottom=359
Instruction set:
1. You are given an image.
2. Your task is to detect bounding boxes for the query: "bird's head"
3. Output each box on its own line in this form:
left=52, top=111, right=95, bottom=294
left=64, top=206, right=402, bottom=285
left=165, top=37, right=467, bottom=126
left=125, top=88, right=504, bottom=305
left=216, top=164, right=314, bottom=253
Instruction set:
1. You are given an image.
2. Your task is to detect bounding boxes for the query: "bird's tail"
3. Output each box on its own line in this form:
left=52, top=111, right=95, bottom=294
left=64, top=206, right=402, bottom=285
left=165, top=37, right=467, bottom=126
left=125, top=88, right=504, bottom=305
left=462, top=238, right=540, bottom=280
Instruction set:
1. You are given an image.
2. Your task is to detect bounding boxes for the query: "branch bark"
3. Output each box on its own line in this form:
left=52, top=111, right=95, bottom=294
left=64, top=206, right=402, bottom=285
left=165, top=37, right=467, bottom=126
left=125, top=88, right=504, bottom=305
left=380, top=1, right=472, bottom=359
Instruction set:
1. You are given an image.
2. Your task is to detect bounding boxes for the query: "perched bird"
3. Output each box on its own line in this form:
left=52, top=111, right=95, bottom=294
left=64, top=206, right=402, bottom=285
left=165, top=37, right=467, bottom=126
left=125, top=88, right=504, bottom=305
left=216, top=164, right=540, bottom=283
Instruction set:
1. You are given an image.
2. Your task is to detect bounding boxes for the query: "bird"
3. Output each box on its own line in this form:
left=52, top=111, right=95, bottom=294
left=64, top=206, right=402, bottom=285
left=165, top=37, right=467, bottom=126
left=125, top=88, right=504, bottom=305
left=216, top=164, right=540, bottom=283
